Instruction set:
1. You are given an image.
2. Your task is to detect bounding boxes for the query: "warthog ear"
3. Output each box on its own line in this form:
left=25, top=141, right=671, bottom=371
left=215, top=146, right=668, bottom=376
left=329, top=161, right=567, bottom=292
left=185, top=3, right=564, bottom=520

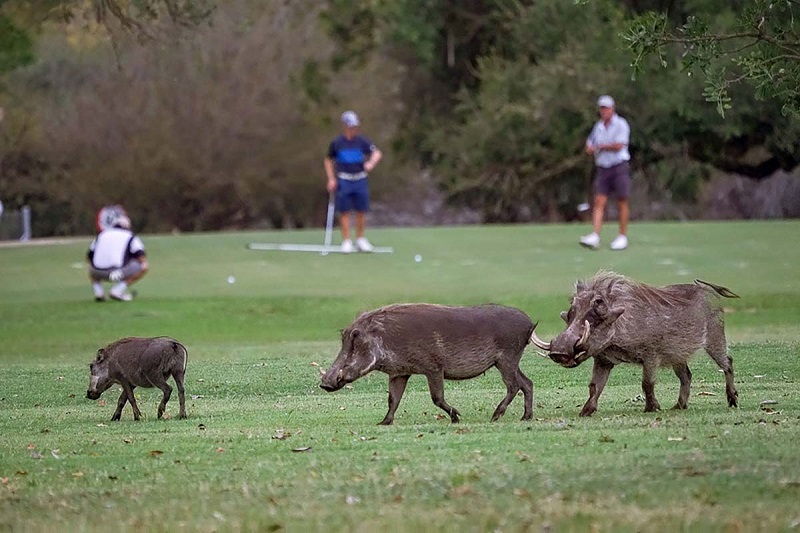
left=95, top=348, right=106, bottom=362
left=607, top=307, right=625, bottom=324
left=560, top=311, right=568, bottom=323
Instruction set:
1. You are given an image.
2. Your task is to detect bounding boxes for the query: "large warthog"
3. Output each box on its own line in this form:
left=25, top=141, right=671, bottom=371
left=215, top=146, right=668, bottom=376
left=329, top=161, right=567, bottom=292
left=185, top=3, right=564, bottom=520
left=87, top=336, right=188, bottom=421
left=319, top=303, right=538, bottom=425
left=531, top=272, right=739, bottom=416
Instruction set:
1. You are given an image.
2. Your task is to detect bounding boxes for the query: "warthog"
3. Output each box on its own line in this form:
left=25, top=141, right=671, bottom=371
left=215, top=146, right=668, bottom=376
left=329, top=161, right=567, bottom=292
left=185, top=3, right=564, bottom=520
left=319, top=303, right=537, bottom=424
left=531, top=272, right=739, bottom=416
left=87, top=336, right=188, bottom=421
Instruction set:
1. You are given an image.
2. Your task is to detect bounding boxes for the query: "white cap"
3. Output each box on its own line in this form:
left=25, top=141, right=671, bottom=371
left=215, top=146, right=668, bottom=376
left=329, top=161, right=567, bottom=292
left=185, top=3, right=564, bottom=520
left=597, top=95, right=615, bottom=108
left=341, top=110, right=360, bottom=127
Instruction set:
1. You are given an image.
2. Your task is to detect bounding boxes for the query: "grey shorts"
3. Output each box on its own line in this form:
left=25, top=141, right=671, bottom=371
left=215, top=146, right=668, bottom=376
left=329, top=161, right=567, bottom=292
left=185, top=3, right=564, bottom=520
left=90, top=261, right=143, bottom=282
left=595, top=161, right=631, bottom=200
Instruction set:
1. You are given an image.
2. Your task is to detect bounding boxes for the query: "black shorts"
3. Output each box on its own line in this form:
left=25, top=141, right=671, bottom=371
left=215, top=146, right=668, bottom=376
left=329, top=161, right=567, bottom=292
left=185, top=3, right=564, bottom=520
left=595, top=161, right=631, bottom=200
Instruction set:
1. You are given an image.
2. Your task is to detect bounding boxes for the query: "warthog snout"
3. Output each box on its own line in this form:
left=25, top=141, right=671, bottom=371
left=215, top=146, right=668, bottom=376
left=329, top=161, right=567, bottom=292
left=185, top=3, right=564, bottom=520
left=87, top=390, right=101, bottom=400
left=532, top=320, right=591, bottom=368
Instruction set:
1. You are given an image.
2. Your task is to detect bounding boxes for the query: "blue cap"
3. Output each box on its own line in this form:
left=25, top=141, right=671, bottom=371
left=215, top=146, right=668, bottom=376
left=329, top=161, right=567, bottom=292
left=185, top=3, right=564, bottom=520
left=341, top=110, right=360, bottom=127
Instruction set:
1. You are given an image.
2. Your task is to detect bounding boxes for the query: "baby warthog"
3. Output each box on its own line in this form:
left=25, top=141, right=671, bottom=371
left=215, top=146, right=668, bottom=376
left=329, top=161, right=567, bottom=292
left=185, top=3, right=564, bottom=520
left=320, top=303, right=538, bottom=425
left=87, top=336, right=188, bottom=421
left=531, top=272, right=739, bottom=416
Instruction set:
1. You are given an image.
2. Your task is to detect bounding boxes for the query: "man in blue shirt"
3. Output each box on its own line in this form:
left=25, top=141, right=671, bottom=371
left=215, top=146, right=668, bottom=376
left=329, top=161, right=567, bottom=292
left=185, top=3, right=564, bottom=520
left=580, top=95, right=631, bottom=251
left=324, top=110, right=383, bottom=253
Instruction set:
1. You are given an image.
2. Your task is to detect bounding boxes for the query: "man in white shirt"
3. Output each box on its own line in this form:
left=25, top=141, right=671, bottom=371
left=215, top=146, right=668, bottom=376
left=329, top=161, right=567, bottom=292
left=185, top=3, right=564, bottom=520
left=580, top=95, right=631, bottom=251
left=87, top=213, right=148, bottom=301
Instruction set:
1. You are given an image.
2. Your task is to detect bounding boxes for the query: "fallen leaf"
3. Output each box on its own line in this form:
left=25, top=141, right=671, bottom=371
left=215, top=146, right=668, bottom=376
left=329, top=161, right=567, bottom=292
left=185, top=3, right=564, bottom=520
left=163, top=413, right=172, bottom=420
left=345, top=495, right=360, bottom=505
left=344, top=385, right=353, bottom=389
left=68, top=394, right=76, bottom=398
left=339, top=406, right=346, bottom=410
left=216, top=447, right=225, bottom=453
left=26, top=443, right=35, bottom=450
left=123, top=438, right=132, bottom=444
left=97, top=399, right=106, bottom=407
left=15, top=471, right=27, bottom=476
left=434, top=414, right=447, bottom=420
left=455, top=427, right=470, bottom=434
left=197, top=424, right=207, bottom=430
left=197, top=378, right=205, bottom=382
left=760, top=400, right=778, bottom=406
left=149, top=450, right=164, bottom=457
left=96, top=423, right=106, bottom=428
left=1, top=478, right=7, bottom=484
left=598, top=435, right=615, bottom=443
left=191, top=395, right=203, bottom=400
left=516, top=451, right=530, bottom=462
left=56, top=376, right=64, bottom=381
left=753, top=375, right=765, bottom=379
left=513, top=488, right=530, bottom=498
left=72, top=471, right=84, bottom=478
left=30, top=451, right=43, bottom=459
left=697, top=391, right=716, bottom=396
left=291, top=446, right=312, bottom=453
left=416, top=434, right=424, bottom=438
left=448, top=484, right=474, bottom=498
left=51, top=449, right=61, bottom=459
left=272, top=429, right=289, bottom=440
left=668, top=436, right=685, bottom=442
left=310, top=362, right=319, bottom=367
left=108, top=475, right=118, bottom=481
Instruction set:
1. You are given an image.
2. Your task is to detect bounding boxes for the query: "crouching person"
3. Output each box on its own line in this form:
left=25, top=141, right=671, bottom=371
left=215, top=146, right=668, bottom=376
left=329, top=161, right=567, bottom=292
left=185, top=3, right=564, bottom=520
left=87, top=213, right=148, bottom=302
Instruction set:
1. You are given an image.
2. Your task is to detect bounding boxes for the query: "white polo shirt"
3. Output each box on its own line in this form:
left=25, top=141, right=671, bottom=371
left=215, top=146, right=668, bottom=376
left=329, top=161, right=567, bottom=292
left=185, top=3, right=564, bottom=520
left=89, top=227, right=145, bottom=269
left=586, top=113, right=631, bottom=168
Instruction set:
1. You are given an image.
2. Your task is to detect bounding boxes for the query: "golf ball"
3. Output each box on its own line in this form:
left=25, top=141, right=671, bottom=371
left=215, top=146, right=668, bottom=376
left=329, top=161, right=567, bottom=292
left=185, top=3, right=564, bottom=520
left=227, top=275, right=236, bottom=284
left=414, top=254, right=422, bottom=263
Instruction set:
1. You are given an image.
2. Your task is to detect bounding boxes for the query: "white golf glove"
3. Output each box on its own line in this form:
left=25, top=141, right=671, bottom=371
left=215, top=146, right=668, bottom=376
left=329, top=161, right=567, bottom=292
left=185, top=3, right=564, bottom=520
left=109, top=269, right=125, bottom=282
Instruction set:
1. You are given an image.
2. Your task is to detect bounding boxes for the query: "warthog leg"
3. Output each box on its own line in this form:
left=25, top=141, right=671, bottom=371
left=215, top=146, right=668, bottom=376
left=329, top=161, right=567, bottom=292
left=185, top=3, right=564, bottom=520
left=672, top=363, right=692, bottom=410
left=120, top=382, right=142, bottom=421
left=491, top=358, right=533, bottom=422
left=174, top=370, right=187, bottom=419
left=112, top=389, right=129, bottom=421
left=426, top=372, right=460, bottom=423
left=642, top=361, right=661, bottom=412
left=154, top=380, right=172, bottom=419
left=704, top=319, right=738, bottom=408
left=580, top=359, right=614, bottom=417
left=379, top=375, right=410, bottom=426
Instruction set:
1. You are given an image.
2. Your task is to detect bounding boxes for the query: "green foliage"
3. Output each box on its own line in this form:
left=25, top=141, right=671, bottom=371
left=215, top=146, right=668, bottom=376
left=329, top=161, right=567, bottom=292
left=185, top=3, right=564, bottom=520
left=0, top=14, right=34, bottom=73
left=622, top=0, right=800, bottom=117
left=1, top=223, right=800, bottom=529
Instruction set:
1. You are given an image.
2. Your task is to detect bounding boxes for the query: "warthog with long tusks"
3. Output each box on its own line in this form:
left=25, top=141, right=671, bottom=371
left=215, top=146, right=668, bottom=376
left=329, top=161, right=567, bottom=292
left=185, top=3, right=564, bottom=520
left=531, top=272, right=739, bottom=416
left=87, top=336, right=188, bottom=421
left=320, top=303, right=539, bottom=425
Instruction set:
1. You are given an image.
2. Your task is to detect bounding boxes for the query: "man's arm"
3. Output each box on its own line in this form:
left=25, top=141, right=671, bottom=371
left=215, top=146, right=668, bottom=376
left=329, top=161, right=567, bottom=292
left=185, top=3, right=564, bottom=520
left=324, top=157, right=336, bottom=193
left=364, top=149, right=382, bottom=172
left=596, top=120, right=630, bottom=152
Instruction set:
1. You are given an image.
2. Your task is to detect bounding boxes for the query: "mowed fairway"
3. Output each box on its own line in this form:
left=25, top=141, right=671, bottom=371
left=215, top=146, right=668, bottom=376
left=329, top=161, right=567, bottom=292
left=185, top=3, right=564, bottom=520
left=1, top=221, right=799, bottom=532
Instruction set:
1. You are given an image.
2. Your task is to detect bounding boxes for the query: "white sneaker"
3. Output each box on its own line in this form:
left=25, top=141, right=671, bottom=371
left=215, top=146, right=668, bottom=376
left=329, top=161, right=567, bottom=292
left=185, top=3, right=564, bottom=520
left=110, top=284, right=133, bottom=302
left=610, top=234, right=628, bottom=251
left=341, top=239, right=354, bottom=254
left=92, top=282, right=106, bottom=301
left=355, top=237, right=373, bottom=252
left=579, top=232, right=600, bottom=249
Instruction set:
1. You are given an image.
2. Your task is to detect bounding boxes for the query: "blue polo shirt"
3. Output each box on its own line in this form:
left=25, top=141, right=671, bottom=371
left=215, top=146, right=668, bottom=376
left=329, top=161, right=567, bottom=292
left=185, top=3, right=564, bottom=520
left=327, top=135, right=377, bottom=175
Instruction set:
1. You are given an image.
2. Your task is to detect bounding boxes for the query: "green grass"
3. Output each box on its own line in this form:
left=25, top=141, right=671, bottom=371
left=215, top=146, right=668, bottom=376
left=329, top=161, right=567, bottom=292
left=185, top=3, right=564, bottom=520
left=1, top=221, right=799, bottom=531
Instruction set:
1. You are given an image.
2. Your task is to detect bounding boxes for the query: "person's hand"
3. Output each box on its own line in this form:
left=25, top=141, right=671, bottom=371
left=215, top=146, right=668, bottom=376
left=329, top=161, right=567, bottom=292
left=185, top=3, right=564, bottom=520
left=585, top=144, right=596, bottom=155
left=109, top=269, right=124, bottom=282
left=326, top=179, right=337, bottom=193
left=364, top=161, right=374, bottom=172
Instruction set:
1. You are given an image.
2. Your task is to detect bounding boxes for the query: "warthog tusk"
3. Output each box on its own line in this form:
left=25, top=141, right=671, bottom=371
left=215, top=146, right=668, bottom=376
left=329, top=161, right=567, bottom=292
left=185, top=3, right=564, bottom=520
left=575, top=351, right=592, bottom=365
left=576, top=320, right=591, bottom=350
left=530, top=327, right=551, bottom=351
left=319, top=367, right=326, bottom=376
left=535, top=350, right=550, bottom=359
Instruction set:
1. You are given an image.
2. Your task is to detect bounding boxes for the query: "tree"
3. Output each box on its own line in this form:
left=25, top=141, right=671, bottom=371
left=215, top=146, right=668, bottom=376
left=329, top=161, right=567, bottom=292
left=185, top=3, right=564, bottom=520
left=613, top=0, right=800, bottom=116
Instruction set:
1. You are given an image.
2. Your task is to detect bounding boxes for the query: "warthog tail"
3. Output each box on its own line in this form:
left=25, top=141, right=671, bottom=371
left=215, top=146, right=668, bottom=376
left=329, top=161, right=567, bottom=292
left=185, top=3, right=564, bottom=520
left=172, top=341, right=189, bottom=371
left=694, top=279, right=739, bottom=299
